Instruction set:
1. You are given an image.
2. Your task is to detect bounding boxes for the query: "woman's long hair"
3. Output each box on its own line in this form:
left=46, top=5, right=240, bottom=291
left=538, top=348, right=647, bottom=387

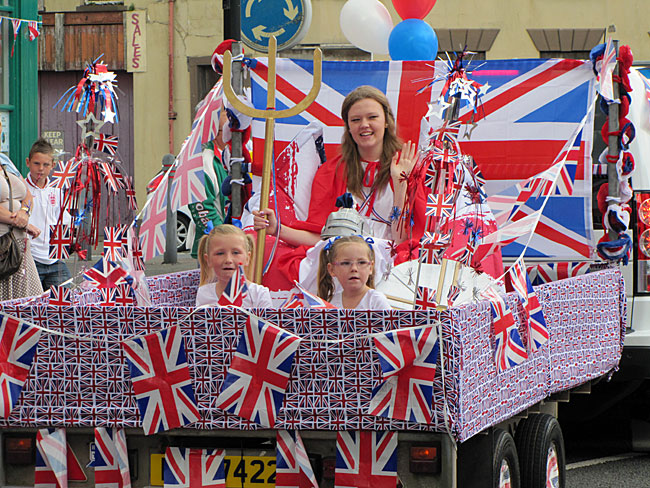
left=317, top=236, right=375, bottom=301
left=340, top=85, right=402, bottom=198
left=197, top=224, right=255, bottom=286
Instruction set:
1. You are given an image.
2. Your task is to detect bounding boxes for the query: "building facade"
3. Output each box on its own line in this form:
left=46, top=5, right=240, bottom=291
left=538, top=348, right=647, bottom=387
left=39, top=0, right=649, bottom=205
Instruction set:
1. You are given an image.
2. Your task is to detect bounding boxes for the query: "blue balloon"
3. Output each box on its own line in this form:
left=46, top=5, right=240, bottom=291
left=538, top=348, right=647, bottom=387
left=388, top=19, right=438, bottom=61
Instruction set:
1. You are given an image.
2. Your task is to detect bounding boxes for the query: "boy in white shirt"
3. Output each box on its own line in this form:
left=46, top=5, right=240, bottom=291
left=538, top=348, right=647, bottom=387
left=25, top=139, right=71, bottom=290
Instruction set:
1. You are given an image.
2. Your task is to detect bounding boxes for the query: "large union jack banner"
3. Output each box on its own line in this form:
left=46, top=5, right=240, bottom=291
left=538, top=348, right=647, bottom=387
left=250, top=58, right=596, bottom=261
left=122, top=325, right=200, bottom=435
left=215, top=316, right=301, bottom=427
left=335, top=431, right=398, bottom=488
left=163, top=447, right=225, bottom=488
left=276, top=430, right=319, bottom=488
left=0, top=314, right=41, bottom=418
left=368, top=325, right=439, bottom=423
left=90, top=427, right=131, bottom=488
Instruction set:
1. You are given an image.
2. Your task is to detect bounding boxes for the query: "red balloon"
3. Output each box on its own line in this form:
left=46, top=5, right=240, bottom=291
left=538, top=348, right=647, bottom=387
left=392, top=0, right=436, bottom=19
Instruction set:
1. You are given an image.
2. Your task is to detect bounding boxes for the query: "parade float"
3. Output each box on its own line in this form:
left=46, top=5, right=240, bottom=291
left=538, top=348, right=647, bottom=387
left=0, top=6, right=647, bottom=488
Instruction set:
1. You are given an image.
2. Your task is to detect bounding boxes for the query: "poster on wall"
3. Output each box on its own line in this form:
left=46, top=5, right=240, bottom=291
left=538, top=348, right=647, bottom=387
left=0, top=112, right=9, bottom=153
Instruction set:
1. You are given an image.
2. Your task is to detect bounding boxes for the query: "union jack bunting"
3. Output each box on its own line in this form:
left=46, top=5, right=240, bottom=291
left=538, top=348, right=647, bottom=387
left=218, top=265, right=248, bottom=307
left=84, top=257, right=130, bottom=289
left=215, top=315, right=301, bottom=427
left=90, top=427, right=131, bottom=488
left=276, top=430, right=319, bottom=488
left=0, top=314, right=41, bottom=418
left=104, top=226, right=124, bottom=262
left=122, top=325, right=200, bottom=434
left=163, top=447, right=225, bottom=488
left=50, top=158, right=79, bottom=189
left=49, top=224, right=71, bottom=260
left=335, top=431, right=398, bottom=488
left=48, top=285, right=72, bottom=307
left=508, top=260, right=549, bottom=352
left=94, top=133, right=119, bottom=156
left=250, top=58, right=596, bottom=263
left=291, top=281, right=336, bottom=309
left=369, top=325, right=439, bottom=423
left=35, top=428, right=68, bottom=488
left=279, top=291, right=304, bottom=309
left=483, top=288, right=528, bottom=372
left=28, top=20, right=40, bottom=41
left=415, top=286, right=438, bottom=310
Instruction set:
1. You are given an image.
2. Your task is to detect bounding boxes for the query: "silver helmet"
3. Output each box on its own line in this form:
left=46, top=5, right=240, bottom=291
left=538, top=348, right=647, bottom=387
left=321, top=207, right=370, bottom=239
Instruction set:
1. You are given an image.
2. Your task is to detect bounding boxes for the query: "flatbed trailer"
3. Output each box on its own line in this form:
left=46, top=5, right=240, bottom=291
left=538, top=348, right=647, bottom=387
left=0, top=265, right=625, bottom=487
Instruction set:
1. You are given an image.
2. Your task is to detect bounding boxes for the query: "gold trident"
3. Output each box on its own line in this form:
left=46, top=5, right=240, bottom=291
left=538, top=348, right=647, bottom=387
left=222, top=37, right=322, bottom=283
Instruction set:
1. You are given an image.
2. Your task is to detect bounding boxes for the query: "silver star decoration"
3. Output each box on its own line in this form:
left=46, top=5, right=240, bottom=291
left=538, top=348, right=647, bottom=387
left=463, top=122, right=479, bottom=140
left=76, top=113, right=105, bottom=143
left=426, top=99, right=450, bottom=119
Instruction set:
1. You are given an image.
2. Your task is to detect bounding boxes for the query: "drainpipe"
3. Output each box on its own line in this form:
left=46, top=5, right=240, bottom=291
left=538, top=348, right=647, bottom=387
left=168, top=0, right=177, bottom=155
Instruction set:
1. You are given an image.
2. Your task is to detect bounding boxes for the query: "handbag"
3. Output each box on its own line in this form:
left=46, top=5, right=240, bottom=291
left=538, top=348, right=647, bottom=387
left=0, top=165, right=23, bottom=280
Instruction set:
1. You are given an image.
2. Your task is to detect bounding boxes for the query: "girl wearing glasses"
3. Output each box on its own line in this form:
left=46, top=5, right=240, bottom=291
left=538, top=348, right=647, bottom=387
left=316, top=236, right=391, bottom=310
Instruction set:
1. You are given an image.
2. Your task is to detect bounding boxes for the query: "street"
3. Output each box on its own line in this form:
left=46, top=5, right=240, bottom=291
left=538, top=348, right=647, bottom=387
left=567, top=453, right=650, bottom=487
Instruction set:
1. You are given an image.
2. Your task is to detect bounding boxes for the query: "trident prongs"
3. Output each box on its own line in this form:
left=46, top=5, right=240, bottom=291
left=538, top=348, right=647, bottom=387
left=222, top=37, right=322, bottom=284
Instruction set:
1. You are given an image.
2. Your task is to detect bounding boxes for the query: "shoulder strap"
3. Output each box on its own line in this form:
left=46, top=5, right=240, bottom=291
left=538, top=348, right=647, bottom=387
left=1, top=164, right=14, bottom=213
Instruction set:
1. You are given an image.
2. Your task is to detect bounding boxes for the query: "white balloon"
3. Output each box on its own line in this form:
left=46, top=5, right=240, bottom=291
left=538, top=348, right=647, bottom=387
left=340, top=0, right=393, bottom=55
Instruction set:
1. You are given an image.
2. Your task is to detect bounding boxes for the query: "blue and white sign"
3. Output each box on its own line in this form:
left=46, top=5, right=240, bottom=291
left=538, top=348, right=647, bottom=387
left=241, top=0, right=312, bottom=52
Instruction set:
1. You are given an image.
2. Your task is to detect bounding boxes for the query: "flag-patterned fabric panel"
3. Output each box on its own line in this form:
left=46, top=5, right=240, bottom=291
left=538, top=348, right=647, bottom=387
left=0, top=269, right=625, bottom=442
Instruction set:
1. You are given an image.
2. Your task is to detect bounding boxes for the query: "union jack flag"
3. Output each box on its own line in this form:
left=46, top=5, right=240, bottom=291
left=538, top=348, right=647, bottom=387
left=99, top=287, right=117, bottom=306
left=215, top=315, right=301, bottom=427
left=218, top=265, right=248, bottom=307
left=94, top=133, right=119, bottom=156
left=114, top=284, right=135, bottom=306
left=125, top=176, right=138, bottom=211
left=90, top=427, right=131, bottom=488
left=83, top=257, right=130, bottom=289
left=415, top=286, right=437, bottom=310
left=250, top=58, right=596, bottom=262
left=0, top=314, right=41, bottom=418
left=35, top=428, right=68, bottom=488
left=163, top=447, right=225, bottom=488
left=447, top=285, right=462, bottom=307
left=508, top=260, right=549, bottom=352
left=335, top=431, right=398, bottom=488
left=48, top=286, right=72, bottom=307
left=49, top=224, right=71, bottom=260
left=425, top=193, right=455, bottom=222
left=100, top=160, right=122, bottom=193
left=483, top=288, right=528, bottom=372
left=104, top=226, right=124, bottom=262
left=368, top=325, right=439, bottom=423
left=50, top=158, right=79, bottom=189
left=597, top=36, right=617, bottom=102
left=287, top=281, right=336, bottom=309
left=276, top=430, right=319, bottom=488
left=122, top=325, right=200, bottom=434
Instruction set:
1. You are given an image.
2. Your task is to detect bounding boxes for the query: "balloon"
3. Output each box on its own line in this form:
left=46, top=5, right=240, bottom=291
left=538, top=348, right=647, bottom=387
left=388, top=19, right=438, bottom=61
left=392, top=0, right=437, bottom=20
left=340, top=0, right=393, bottom=55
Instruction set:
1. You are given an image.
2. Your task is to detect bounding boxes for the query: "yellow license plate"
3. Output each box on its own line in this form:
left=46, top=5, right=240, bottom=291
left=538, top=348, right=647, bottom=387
left=224, top=455, right=276, bottom=488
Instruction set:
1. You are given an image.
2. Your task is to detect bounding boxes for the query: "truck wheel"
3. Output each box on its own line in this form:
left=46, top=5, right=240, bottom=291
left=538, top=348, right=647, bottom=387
left=515, top=413, right=565, bottom=488
left=494, top=429, right=521, bottom=488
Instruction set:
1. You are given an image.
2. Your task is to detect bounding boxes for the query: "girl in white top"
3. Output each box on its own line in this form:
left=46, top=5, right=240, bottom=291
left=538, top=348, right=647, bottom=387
left=195, top=224, right=273, bottom=308
left=317, top=235, right=391, bottom=310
